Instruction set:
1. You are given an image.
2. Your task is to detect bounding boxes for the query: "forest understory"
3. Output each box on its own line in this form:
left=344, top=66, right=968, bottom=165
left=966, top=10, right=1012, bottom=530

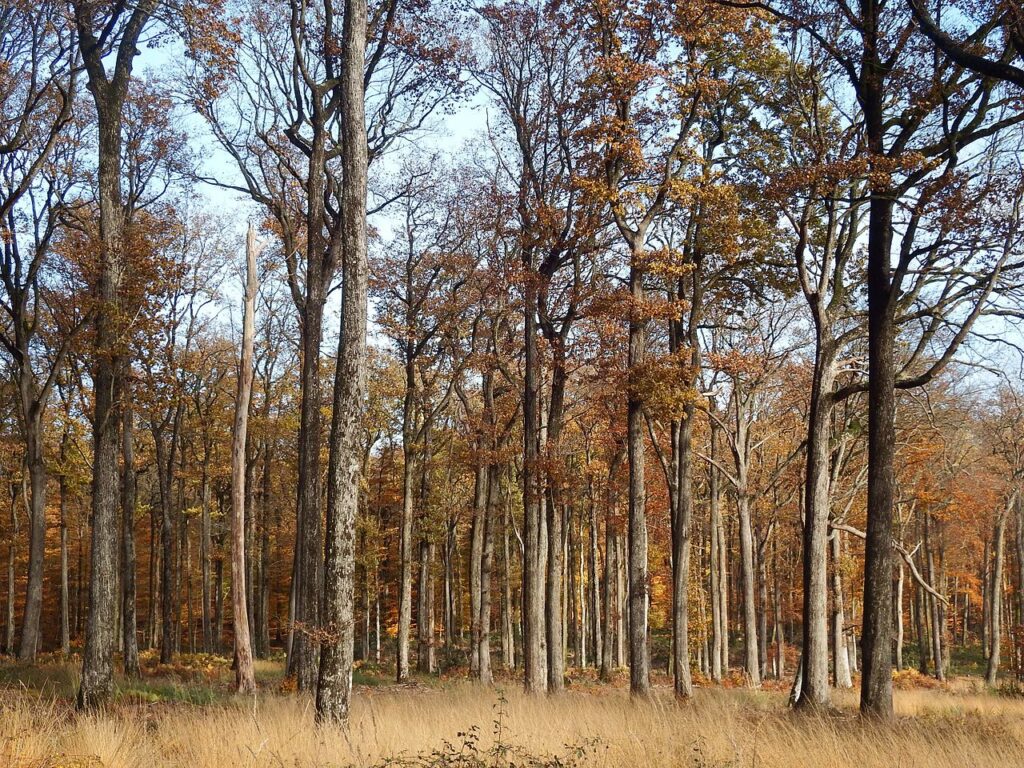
left=2, top=652, right=1023, bottom=768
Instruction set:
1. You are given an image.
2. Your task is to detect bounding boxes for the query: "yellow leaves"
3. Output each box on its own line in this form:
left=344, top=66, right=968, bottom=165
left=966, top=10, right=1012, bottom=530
left=629, top=347, right=699, bottom=420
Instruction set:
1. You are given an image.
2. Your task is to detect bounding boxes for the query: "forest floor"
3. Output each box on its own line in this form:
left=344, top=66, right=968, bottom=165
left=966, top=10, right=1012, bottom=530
left=1, top=653, right=1023, bottom=767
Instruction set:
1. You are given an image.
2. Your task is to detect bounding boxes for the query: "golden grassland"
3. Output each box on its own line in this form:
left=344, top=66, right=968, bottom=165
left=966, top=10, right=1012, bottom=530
left=2, top=655, right=1023, bottom=767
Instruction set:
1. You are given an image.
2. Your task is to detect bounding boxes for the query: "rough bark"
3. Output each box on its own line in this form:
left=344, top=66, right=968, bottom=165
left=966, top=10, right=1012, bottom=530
left=316, top=0, right=368, bottom=720
left=121, top=378, right=140, bottom=678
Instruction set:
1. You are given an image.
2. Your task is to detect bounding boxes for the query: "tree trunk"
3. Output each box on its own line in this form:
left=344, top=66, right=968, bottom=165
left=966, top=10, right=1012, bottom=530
left=736, top=492, right=760, bottom=687
left=121, top=379, right=140, bottom=677
left=797, top=346, right=836, bottom=707
left=230, top=224, right=260, bottom=695
left=78, top=93, right=128, bottom=708
left=830, top=531, right=852, bottom=688
left=986, top=501, right=1009, bottom=686
left=600, top=511, right=616, bottom=682
left=859, top=4, right=898, bottom=718
left=672, top=412, right=695, bottom=697
left=522, top=244, right=546, bottom=693
left=589, top=492, right=602, bottom=671
left=316, top=5, right=368, bottom=718
left=18, top=428, right=46, bottom=661
left=626, top=255, right=650, bottom=697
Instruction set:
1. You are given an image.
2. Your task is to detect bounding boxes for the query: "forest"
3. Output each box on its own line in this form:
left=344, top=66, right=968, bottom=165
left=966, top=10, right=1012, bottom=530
left=2, top=0, right=1024, bottom=766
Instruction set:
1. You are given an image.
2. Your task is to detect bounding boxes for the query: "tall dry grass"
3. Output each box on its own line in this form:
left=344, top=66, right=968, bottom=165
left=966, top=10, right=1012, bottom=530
left=2, top=671, right=1024, bottom=767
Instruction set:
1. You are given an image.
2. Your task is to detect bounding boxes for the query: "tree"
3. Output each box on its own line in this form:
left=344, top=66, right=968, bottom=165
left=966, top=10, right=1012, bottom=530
left=316, top=0, right=369, bottom=723
left=0, top=0, right=78, bottom=661
left=230, top=224, right=262, bottom=694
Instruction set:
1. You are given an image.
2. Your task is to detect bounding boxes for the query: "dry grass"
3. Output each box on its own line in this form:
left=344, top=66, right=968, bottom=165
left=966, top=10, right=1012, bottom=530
left=2, top=660, right=1023, bottom=767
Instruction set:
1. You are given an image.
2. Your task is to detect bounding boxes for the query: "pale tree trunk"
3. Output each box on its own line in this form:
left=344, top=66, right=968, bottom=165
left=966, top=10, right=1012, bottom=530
left=545, top=368, right=568, bottom=692
left=316, top=0, right=368, bottom=719
left=469, top=465, right=486, bottom=675
left=736, top=491, right=760, bottom=687
left=672, top=412, right=695, bottom=697
left=830, top=531, right=852, bottom=688
left=709, top=423, right=724, bottom=681
left=200, top=447, right=213, bottom=652
left=797, top=348, right=836, bottom=708
left=522, top=244, right=546, bottom=693
left=17, top=424, right=46, bottom=661
left=397, top=401, right=415, bottom=681
left=417, top=538, right=435, bottom=674
left=895, top=560, right=905, bottom=671
left=589, top=494, right=602, bottom=671
left=600, top=511, right=616, bottom=682
left=502, top=501, right=515, bottom=670
left=925, top=514, right=944, bottom=681
left=230, top=224, right=261, bottom=695
left=59, top=436, right=71, bottom=656
left=986, top=500, right=1009, bottom=686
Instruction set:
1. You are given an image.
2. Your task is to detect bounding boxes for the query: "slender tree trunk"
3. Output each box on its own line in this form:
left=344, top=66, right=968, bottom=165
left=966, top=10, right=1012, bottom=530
left=470, top=465, right=485, bottom=675
left=737, top=492, right=760, bottom=687
left=478, top=463, right=497, bottom=684
left=831, top=531, right=852, bottom=688
left=59, top=474, right=70, bottom=656
left=986, top=501, right=1009, bottom=686
left=6, top=484, right=18, bottom=654
left=672, top=412, right=695, bottom=696
left=121, top=379, right=140, bottom=677
left=600, top=512, right=616, bottom=682
left=589, top=492, right=602, bottom=671
left=17, top=429, right=46, bottom=661
left=200, top=449, right=213, bottom=652
left=797, top=347, right=836, bottom=707
left=895, top=560, right=904, bottom=671
left=709, top=423, right=723, bottom=682
left=230, top=224, right=260, bottom=695
left=626, top=255, right=650, bottom=696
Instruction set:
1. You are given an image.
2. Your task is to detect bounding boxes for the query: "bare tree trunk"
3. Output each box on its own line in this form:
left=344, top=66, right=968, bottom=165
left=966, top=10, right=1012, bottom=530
left=230, top=224, right=260, bottom=695
left=478, top=463, right=497, bottom=684
left=600, top=512, right=616, bottom=682
left=397, top=409, right=415, bottom=681
left=5, top=484, right=17, bottom=654
left=200, top=448, right=213, bottom=652
left=316, top=3, right=368, bottom=718
left=895, top=560, right=904, bottom=671
left=797, top=349, right=836, bottom=708
left=589, top=494, right=602, bottom=671
left=59, top=476, right=70, bottom=656
left=17, top=428, right=46, bottom=661
left=523, top=244, right=546, bottom=694
left=121, top=379, right=140, bottom=677
left=737, top=492, right=760, bottom=687
left=709, top=424, right=724, bottom=682
left=859, top=17, right=898, bottom=718
left=626, top=255, right=650, bottom=696
left=986, top=501, right=1009, bottom=686
left=830, top=531, right=852, bottom=688
left=469, top=465, right=486, bottom=675
left=502, top=500, right=515, bottom=670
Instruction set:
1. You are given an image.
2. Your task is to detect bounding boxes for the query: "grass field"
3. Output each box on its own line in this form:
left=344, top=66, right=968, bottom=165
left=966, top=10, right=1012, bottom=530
left=2, top=654, right=1023, bottom=767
